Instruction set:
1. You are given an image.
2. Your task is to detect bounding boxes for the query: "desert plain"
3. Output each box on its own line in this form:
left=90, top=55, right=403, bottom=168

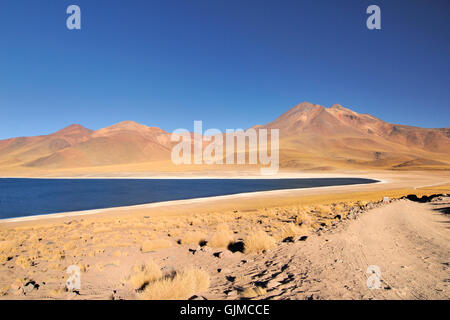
left=0, top=169, right=449, bottom=300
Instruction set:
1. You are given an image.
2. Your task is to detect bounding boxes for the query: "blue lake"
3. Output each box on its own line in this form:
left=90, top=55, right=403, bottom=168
left=0, top=178, right=378, bottom=219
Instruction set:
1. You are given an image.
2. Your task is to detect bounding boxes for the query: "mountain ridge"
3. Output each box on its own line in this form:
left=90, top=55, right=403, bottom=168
left=0, top=102, right=448, bottom=172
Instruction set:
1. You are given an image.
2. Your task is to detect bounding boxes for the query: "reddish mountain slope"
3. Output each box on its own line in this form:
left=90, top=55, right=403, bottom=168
left=0, top=102, right=448, bottom=173
left=260, top=102, right=450, bottom=169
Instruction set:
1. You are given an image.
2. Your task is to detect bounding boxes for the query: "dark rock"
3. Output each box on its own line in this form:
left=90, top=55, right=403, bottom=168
left=228, top=241, right=245, bottom=253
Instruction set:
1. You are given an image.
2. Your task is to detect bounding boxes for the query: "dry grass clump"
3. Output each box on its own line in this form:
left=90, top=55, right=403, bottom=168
left=0, top=240, right=16, bottom=254
left=137, top=266, right=210, bottom=300
left=0, top=285, right=10, bottom=296
left=244, top=229, right=276, bottom=254
left=240, top=286, right=267, bottom=299
left=314, top=204, right=332, bottom=215
left=63, top=241, right=78, bottom=251
left=15, top=256, right=31, bottom=269
left=49, top=288, right=66, bottom=298
left=141, top=239, right=172, bottom=252
left=280, top=223, right=308, bottom=239
left=209, top=224, right=234, bottom=248
left=179, top=231, right=207, bottom=245
left=128, top=261, right=163, bottom=290
left=358, top=200, right=369, bottom=207
left=0, top=253, right=7, bottom=263
left=333, top=203, right=346, bottom=212
left=295, top=211, right=313, bottom=226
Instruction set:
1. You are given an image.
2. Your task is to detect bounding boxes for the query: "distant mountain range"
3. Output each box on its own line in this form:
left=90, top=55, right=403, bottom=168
left=0, top=102, right=449, bottom=174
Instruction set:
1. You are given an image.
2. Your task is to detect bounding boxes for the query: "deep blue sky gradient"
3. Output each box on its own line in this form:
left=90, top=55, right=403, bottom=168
left=0, top=0, right=449, bottom=139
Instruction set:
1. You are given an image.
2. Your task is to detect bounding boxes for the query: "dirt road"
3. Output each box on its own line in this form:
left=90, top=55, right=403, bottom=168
left=211, top=198, right=450, bottom=299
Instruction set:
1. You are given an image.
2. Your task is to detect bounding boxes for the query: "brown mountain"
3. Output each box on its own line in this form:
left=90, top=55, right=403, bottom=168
left=260, top=102, right=450, bottom=170
left=22, top=121, right=173, bottom=169
left=0, top=102, right=448, bottom=174
left=0, top=124, right=93, bottom=167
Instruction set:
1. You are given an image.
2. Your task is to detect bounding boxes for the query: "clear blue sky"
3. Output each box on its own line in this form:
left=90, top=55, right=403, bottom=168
left=0, top=0, right=449, bottom=139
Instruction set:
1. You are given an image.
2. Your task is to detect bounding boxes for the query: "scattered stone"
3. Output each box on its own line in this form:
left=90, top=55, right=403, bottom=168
left=218, top=250, right=233, bottom=259
left=24, top=282, right=38, bottom=295
left=110, top=290, right=121, bottom=300
left=188, top=295, right=206, bottom=300
left=225, top=290, right=238, bottom=298
left=282, top=236, right=294, bottom=243
left=25, top=280, right=39, bottom=291
left=228, top=241, right=245, bottom=253
left=200, top=246, right=212, bottom=253
left=306, top=293, right=320, bottom=300
left=265, top=279, right=280, bottom=289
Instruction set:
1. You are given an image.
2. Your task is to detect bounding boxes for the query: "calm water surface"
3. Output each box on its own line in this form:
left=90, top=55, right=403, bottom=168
left=0, top=178, right=378, bottom=219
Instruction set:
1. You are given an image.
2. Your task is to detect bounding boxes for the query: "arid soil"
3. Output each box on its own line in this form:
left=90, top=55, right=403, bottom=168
left=227, top=197, right=449, bottom=300
left=0, top=193, right=448, bottom=300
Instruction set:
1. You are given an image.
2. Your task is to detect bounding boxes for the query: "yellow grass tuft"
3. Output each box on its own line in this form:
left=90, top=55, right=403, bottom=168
left=332, top=203, right=345, bottom=212
left=0, top=285, right=10, bottom=296
left=179, top=231, right=207, bottom=245
left=314, top=204, right=332, bottom=215
left=0, top=240, right=16, bottom=253
left=63, top=241, right=77, bottom=251
left=244, top=229, right=276, bottom=254
left=15, top=256, right=30, bottom=269
left=358, top=200, right=369, bottom=207
left=48, top=263, right=63, bottom=270
left=0, top=253, right=9, bottom=263
left=128, top=261, right=163, bottom=290
left=280, top=223, right=308, bottom=239
left=138, top=267, right=210, bottom=300
left=240, top=286, right=267, bottom=299
left=295, top=211, right=313, bottom=226
left=49, top=288, right=66, bottom=298
left=209, top=224, right=234, bottom=248
left=141, top=239, right=172, bottom=252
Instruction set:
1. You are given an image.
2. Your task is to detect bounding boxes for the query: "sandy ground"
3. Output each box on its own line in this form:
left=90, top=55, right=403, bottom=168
left=247, top=198, right=449, bottom=300
left=0, top=170, right=449, bottom=300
